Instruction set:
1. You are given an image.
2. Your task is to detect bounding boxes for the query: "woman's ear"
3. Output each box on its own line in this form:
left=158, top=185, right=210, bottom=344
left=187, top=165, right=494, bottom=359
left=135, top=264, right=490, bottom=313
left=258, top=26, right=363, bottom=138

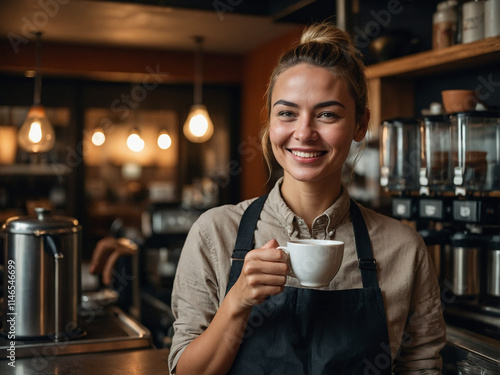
left=354, top=109, right=370, bottom=142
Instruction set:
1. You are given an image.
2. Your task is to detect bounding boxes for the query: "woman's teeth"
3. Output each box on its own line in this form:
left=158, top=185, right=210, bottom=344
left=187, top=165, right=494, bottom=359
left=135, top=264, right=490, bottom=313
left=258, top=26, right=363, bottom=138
left=291, top=150, right=324, bottom=158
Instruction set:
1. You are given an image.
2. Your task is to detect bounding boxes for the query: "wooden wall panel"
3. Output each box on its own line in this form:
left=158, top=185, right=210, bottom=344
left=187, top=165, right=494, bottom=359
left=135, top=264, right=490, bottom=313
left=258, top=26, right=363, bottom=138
left=240, top=28, right=302, bottom=200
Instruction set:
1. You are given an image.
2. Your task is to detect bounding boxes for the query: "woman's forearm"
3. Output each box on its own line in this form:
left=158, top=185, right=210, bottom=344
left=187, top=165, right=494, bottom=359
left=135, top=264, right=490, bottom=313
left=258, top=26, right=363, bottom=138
left=175, top=291, right=252, bottom=375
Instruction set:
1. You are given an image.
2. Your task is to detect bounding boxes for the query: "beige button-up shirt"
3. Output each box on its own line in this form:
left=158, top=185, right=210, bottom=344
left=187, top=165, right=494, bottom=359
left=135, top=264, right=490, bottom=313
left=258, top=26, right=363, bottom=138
left=168, top=179, right=446, bottom=374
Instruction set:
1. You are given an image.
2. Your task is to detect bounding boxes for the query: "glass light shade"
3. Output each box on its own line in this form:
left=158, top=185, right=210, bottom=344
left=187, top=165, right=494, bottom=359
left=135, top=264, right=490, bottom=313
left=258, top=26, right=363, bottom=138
left=91, top=127, right=106, bottom=146
left=127, top=129, right=144, bottom=152
left=157, top=130, right=172, bottom=150
left=18, top=105, right=55, bottom=153
left=183, top=104, right=214, bottom=143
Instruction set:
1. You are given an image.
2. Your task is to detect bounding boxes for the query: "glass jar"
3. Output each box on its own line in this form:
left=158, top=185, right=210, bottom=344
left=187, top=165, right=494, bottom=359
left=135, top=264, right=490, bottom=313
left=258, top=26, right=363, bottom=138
left=450, top=111, right=500, bottom=193
left=433, top=0, right=458, bottom=49
left=379, top=117, right=421, bottom=192
left=420, top=115, right=454, bottom=193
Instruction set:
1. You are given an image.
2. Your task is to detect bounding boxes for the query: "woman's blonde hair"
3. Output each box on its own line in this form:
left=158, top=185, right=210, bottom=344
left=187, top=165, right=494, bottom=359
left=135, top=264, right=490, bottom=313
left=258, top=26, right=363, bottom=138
left=261, top=22, right=369, bottom=176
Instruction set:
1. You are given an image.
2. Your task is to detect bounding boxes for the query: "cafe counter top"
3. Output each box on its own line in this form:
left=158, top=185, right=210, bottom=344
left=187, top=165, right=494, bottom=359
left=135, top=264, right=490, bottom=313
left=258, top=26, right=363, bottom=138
left=0, top=347, right=170, bottom=374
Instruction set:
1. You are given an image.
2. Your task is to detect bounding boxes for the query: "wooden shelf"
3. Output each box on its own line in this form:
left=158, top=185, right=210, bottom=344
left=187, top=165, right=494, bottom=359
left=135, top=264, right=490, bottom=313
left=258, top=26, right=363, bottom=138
left=366, top=36, right=500, bottom=79
left=0, top=163, right=72, bottom=176
left=366, top=36, right=500, bottom=133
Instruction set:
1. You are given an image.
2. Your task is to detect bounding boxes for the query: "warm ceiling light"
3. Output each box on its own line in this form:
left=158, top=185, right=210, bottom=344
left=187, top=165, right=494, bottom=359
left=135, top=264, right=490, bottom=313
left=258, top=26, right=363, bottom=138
left=91, top=127, right=106, bottom=146
left=18, top=32, right=56, bottom=154
left=18, top=106, right=55, bottom=153
left=127, top=128, right=144, bottom=152
left=157, top=128, right=172, bottom=150
left=183, top=36, right=214, bottom=143
left=184, top=104, right=213, bottom=143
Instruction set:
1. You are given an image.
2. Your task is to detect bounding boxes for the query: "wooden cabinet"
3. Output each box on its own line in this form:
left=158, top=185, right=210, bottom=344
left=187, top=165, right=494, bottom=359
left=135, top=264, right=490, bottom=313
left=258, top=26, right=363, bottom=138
left=366, top=36, right=500, bottom=135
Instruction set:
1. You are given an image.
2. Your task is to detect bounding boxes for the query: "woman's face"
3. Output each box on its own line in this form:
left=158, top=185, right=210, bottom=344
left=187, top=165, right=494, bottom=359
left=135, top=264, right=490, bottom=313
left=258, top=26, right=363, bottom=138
left=269, top=63, right=366, bottom=186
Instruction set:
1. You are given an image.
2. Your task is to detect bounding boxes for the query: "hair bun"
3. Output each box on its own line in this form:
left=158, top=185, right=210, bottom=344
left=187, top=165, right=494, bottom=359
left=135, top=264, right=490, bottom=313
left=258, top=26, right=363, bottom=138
left=300, top=22, right=352, bottom=48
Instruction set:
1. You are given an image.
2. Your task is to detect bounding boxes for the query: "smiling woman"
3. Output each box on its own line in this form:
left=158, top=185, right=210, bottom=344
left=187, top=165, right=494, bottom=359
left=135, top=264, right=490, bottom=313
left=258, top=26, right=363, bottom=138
left=167, top=21, right=446, bottom=375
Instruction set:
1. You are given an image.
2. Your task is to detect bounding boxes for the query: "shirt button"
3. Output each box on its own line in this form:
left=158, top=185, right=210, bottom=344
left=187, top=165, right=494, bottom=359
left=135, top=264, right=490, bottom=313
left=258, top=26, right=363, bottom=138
left=317, top=218, right=323, bottom=224
left=328, top=231, right=334, bottom=237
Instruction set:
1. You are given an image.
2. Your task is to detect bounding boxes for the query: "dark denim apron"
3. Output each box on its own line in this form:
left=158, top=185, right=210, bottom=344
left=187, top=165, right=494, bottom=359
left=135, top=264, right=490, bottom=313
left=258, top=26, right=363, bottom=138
left=225, top=196, right=392, bottom=375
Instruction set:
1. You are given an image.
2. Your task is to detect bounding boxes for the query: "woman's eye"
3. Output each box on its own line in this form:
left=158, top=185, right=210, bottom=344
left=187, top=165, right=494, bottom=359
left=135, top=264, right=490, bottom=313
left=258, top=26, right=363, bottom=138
left=278, top=110, right=295, bottom=118
left=319, top=112, right=339, bottom=119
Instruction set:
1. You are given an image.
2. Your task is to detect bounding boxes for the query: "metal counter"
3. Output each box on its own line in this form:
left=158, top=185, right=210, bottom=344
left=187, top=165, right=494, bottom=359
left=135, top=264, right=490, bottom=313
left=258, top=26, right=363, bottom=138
left=0, top=306, right=153, bottom=359
left=0, top=347, right=170, bottom=375
left=443, top=324, right=500, bottom=374
left=446, top=325, right=500, bottom=366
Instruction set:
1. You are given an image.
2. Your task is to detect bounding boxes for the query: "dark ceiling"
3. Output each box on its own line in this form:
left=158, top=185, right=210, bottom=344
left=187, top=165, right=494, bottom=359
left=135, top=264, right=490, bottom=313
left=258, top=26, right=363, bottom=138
left=93, top=0, right=338, bottom=23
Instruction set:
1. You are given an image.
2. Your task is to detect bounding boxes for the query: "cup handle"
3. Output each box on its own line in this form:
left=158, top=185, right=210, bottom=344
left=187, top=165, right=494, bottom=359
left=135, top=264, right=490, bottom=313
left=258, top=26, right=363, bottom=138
left=277, top=246, right=294, bottom=277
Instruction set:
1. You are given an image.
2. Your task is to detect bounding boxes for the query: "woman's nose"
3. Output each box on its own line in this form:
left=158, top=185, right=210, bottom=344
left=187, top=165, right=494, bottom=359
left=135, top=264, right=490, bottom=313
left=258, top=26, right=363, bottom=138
left=294, top=116, right=317, bottom=142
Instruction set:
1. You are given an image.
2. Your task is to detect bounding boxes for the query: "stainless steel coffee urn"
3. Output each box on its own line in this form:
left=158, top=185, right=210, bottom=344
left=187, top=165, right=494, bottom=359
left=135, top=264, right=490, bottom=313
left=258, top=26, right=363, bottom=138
left=446, top=231, right=486, bottom=297
left=1, top=207, right=82, bottom=341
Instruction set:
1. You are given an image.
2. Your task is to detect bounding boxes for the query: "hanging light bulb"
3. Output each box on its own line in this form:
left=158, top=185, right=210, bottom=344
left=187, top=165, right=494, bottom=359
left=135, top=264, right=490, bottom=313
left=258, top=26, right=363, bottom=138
left=18, top=106, right=55, bottom=153
left=127, top=127, right=144, bottom=152
left=18, top=32, right=56, bottom=154
left=157, top=128, right=172, bottom=150
left=184, top=104, right=214, bottom=143
left=91, top=127, right=106, bottom=146
left=183, top=36, right=214, bottom=143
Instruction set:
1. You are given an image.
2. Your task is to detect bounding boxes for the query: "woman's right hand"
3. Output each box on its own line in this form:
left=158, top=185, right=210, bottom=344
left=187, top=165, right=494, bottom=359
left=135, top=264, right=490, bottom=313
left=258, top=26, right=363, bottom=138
left=230, top=239, right=289, bottom=310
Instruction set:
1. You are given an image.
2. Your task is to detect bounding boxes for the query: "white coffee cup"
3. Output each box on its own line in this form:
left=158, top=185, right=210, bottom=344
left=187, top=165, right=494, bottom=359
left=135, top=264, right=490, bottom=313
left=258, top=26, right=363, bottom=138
left=278, top=239, right=344, bottom=288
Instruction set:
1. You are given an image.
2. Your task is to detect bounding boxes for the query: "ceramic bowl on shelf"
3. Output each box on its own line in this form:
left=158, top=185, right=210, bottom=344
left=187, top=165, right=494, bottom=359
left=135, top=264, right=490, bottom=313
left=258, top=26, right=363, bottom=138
left=441, top=89, right=478, bottom=113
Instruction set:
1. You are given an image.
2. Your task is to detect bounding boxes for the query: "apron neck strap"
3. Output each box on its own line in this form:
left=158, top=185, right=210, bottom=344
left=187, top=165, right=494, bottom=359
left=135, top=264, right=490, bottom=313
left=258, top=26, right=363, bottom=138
left=349, top=199, right=379, bottom=288
left=226, top=195, right=269, bottom=294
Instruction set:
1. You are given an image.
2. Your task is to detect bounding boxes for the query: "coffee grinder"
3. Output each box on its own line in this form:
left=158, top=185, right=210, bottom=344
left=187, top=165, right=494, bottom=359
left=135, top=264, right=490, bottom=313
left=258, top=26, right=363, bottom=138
left=417, top=114, right=457, bottom=280
left=446, top=111, right=500, bottom=300
left=440, top=111, right=500, bottom=339
left=379, top=116, right=450, bottom=278
left=380, top=111, right=500, bottom=339
left=379, top=117, right=421, bottom=221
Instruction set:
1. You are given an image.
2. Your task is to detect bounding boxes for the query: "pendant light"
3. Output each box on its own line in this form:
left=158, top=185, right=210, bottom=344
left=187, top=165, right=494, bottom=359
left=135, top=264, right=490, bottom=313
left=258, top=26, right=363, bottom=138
left=18, top=32, right=56, bottom=154
left=91, top=126, right=106, bottom=146
left=157, top=128, right=172, bottom=150
left=183, top=36, right=214, bottom=143
left=127, top=127, right=145, bottom=152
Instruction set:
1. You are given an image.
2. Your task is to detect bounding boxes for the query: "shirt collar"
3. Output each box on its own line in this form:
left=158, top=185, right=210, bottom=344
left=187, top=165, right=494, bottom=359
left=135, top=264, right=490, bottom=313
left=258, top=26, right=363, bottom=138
left=268, top=177, right=351, bottom=239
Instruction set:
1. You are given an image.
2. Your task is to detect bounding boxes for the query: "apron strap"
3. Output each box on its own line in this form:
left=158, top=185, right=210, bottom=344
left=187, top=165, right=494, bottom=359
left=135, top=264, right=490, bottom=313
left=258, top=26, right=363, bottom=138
left=350, top=199, right=379, bottom=289
left=226, top=195, right=269, bottom=294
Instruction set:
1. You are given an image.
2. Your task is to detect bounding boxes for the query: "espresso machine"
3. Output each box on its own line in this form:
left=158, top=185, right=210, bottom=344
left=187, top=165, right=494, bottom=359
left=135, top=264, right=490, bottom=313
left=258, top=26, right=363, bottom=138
left=380, top=111, right=500, bottom=361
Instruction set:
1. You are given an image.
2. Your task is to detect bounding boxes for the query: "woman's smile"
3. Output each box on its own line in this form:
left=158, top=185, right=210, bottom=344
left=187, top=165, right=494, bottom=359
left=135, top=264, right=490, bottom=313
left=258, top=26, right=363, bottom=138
left=287, top=148, right=327, bottom=161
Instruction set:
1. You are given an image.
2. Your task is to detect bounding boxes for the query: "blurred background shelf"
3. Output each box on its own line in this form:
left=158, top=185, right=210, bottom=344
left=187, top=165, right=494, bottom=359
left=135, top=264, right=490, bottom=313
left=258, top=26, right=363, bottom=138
left=0, top=163, right=72, bottom=176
